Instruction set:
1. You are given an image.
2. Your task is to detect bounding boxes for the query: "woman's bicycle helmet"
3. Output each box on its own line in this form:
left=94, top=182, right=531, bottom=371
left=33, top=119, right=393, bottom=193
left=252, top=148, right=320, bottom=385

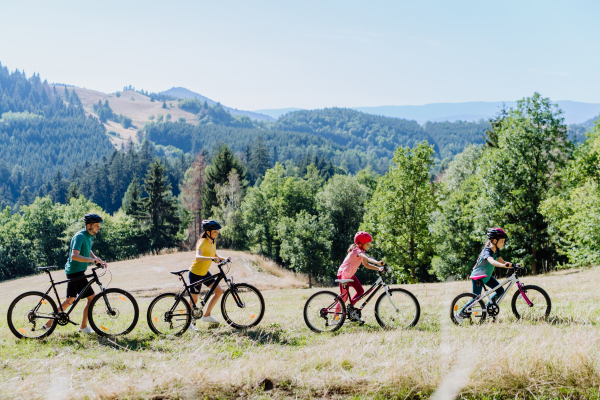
left=354, top=231, right=373, bottom=246
left=202, top=219, right=222, bottom=231
left=487, top=227, right=508, bottom=240
left=83, top=214, right=104, bottom=224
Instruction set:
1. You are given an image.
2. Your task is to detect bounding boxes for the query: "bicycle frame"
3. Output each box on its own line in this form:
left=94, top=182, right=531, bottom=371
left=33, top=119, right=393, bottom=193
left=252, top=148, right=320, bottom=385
left=40, top=266, right=112, bottom=323
left=463, top=272, right=533, bottom=314
left=338, top=272, right=398, bottom=313
left=172, top=262, right=243, bottom=316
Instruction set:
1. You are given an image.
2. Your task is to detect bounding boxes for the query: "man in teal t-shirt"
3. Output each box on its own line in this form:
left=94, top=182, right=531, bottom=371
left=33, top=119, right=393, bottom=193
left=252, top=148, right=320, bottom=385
left=43, top=214, right=107, bottom=334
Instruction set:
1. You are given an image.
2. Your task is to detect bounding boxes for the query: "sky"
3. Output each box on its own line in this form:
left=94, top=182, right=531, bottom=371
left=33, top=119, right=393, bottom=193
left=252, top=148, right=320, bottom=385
left=0, top=0, right=599, bottom=110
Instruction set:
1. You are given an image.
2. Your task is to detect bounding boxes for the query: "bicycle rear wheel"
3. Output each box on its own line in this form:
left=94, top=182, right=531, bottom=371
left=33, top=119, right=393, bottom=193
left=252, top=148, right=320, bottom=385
left=7, top=291, right=58, bottom=339
left=303, top=290, right=346, bottom=333
left=221, top=283, right=265, bottom=329
left=88, top=288, right=139, bottom=337
left=511, top=285, right=551, bottom=321
left=147, top=293, right=192, bottom=336
left=450, top=293, right=487, bottom=326
left=374, top=288, right=420, bottom=329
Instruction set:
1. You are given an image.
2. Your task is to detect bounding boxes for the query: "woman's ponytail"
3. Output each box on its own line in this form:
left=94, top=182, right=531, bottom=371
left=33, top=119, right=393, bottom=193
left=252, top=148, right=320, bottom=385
left=347, top=243, right=357, bottom=253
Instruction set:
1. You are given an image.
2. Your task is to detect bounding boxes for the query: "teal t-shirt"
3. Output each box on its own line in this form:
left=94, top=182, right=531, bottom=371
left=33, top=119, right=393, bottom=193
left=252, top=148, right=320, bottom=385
left=65, top=229, right=93, bottom=274
left=469, top=247, right=500, bottom=283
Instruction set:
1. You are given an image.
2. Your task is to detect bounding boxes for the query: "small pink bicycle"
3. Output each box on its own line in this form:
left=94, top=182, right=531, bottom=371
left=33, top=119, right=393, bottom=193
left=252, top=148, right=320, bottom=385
left=451, top=265, right=551, bottom=325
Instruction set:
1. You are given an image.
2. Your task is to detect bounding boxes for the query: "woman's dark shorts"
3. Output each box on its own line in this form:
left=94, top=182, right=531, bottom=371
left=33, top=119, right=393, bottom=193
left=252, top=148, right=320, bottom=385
left=188, top=271, right=217, bottom=294
left=66, top=271, right=95, bottom=299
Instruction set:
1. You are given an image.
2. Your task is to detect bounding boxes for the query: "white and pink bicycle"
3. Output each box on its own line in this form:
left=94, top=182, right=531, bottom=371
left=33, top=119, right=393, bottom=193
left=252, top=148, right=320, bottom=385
left=450, top=264, right=551, bottom=325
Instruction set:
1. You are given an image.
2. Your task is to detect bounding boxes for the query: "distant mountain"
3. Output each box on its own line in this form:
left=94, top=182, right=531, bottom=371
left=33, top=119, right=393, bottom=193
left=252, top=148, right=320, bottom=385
left=160, top=87, right=275, bottom=122
left=352, top=101, right=600, bottom=125
left=253, top=108, right=305, bottom=119
left=257, top=101, right=600, bottom=125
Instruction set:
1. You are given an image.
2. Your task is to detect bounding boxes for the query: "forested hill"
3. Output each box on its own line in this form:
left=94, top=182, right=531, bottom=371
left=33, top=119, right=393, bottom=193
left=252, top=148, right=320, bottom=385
left=274, top=108, right=432, bottom=158
left=0, top=64, right=114, bottom=208
left=273, top=108, right=490, bottom=162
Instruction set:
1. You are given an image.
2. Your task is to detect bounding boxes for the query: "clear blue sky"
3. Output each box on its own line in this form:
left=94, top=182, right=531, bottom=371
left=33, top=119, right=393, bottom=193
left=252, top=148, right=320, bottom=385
left=0, top=0, right=598, bottom=110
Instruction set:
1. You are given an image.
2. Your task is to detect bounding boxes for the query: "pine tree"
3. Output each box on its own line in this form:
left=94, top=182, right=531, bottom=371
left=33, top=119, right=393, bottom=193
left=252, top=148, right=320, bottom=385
left=49, top=170, right=68, bottom=204
left=122, top=176, right=144, bottom=217
left=202, top=144, right=247, bottom=214
left=162, top=101, right=167, bottom=109
left=142, top=161, right=181, bottom=254
left=66, top=182, right=80, bottom=202
left=249, top=136, right=271, bottom=185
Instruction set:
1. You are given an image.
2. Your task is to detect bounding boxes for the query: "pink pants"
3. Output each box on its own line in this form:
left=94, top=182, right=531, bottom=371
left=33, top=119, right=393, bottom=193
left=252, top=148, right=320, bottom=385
left=338, top=274, right=364, bottom=305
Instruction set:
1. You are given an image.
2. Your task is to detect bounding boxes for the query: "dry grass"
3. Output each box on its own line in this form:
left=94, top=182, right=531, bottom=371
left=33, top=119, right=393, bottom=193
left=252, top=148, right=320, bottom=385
left=0, top=254, right=599, bottom=399
left=68, top=87, right=198, bottom=147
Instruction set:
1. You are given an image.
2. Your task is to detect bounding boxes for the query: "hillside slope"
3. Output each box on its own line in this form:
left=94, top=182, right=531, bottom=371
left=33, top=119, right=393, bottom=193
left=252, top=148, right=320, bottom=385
left=0, top=250, right=307, bottom=305
left=72, top=88, right=199, bottom=147
left=161, top=87, right=275, bottom=122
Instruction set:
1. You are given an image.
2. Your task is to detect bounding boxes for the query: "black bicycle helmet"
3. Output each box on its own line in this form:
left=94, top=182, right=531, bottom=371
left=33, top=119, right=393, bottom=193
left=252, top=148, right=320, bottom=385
left=83, top=214, right=104, bottom=224
left=202, top=219, right=222, bottom=231
left=487, top=227, right=508, bottom=240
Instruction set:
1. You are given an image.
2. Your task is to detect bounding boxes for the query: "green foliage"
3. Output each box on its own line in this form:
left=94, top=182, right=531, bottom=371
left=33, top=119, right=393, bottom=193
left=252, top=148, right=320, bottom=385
left=317, top=175, right=368, bottom=277
left=362, top=142, right=437, bottom=283
left=541, top=119, right=600, bottom=267
left=479, top=93, right=571, bottom=274
left=203, top=144, right=248, bottom=214
left=0, top=65, right=114, bottom=208
left=211, top=170, right=246, bottom=250
left=142, top=160, right=182, bottom=254
left=430, top=145, right=484, bottom=280
left=423, top=119, right=489, bottom=159
left=278, top=210, right=333, bottom=287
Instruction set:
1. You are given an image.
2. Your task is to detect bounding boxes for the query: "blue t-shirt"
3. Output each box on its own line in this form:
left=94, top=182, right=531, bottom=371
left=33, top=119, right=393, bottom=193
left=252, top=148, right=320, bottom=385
left=469, top=247, right=500, bottom=283
left=65, top=229, right=93, bottom=274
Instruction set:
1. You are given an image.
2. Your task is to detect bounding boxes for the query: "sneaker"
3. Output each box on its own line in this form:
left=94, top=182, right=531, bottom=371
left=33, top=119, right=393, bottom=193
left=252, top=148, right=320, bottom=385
left=329, top=316, right=341, bottom=325
left=454, top=313, right=464, bottom=324
left=201, top=315, right=219, bottom=324
left=188, top=322, right=199, bottom=332
left=78, top=326, right=94, bottom=334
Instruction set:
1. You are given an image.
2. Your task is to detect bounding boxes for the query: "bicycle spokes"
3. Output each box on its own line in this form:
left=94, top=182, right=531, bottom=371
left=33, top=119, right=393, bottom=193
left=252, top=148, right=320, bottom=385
left=88, top=289, right=139, bottom=337
left=10, top=293, right=57, bottom=339
left=303, top=291, right=346, bottom=333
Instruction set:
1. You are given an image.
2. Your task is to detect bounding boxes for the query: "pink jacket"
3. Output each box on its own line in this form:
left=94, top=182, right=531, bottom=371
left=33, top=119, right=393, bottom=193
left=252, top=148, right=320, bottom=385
left=337, top=246, right=364, bottom=279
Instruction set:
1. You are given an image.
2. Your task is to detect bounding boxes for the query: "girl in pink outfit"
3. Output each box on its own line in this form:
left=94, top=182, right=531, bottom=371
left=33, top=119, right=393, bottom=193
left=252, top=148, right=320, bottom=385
left=337, top=232, right=385, bottom=312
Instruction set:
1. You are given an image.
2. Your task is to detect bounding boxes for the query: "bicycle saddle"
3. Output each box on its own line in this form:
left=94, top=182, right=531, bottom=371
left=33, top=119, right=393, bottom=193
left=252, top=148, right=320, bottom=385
left=38, top=266, right=61, bottom=271
left=170, top=269, right=188, bottom=275
left=335, top=279, right=354, bottom=284
left=471, top=275, right=487, bottom=281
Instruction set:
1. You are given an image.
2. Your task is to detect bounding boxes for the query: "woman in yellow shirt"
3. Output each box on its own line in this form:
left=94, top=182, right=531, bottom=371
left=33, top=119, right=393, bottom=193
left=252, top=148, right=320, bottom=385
left=189, top=220, right=229, bottom=328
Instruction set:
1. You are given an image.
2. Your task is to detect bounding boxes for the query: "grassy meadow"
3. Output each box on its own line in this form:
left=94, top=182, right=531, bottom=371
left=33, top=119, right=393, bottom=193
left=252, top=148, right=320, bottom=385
left=0, top=252, right=599, bottom=399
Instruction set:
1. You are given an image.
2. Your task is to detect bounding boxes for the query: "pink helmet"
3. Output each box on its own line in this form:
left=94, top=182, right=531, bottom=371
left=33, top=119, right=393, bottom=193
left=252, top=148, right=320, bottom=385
left=354, top=231, right=373, bottom=246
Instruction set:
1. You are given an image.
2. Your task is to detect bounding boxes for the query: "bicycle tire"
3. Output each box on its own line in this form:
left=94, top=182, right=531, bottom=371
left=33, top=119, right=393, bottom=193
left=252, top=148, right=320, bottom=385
left=221, top=283, right=265, bottom=329
left=7, top=291, right=58, bottom=339
left=374, top=288, right=420, bottom=329
left=511, top=285, right=551, bottom=321
left=450, top=293, right=487, bottom=326
left=147, top=292, right=192, bottom=336
left=88, top=288, right=139, bottom=337
left=303, top=290, right=346, bottom=333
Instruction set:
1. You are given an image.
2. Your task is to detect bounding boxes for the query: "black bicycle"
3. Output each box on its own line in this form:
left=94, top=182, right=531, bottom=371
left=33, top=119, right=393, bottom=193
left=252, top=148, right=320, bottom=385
left=303, top=264, right=420, bottom=332
left=147, top=259, right=265, bottom=336
left=7, top=264, right=139, bottom=339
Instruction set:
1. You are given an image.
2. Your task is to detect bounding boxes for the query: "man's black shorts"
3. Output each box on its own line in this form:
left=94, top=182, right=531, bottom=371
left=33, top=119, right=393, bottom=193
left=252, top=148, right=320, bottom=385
left=66, top=271, right=95, bottom=299
left=188, top=271, right=217, bottom=294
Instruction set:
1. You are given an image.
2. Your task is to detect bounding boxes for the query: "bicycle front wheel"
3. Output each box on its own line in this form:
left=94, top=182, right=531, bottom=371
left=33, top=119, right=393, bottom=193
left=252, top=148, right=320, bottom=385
left=374, top=288, right=420, bottom=329
left=303, top=290, right=346, bottom=333
left=221, top=283, right=265, bottom=329
left=7, top=291, right=58, bottom=339
left=450, top=293, right=487, bottom=326
left=147, top=293, right=192, bottom=336
left=511, top=285, right=551, bottom=321
left=88, top=288, right=139, bottom=337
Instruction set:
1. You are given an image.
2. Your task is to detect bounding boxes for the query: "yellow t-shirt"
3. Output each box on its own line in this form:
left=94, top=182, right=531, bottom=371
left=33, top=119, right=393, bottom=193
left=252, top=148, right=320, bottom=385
left=189, top=238, right=216, bottom=276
